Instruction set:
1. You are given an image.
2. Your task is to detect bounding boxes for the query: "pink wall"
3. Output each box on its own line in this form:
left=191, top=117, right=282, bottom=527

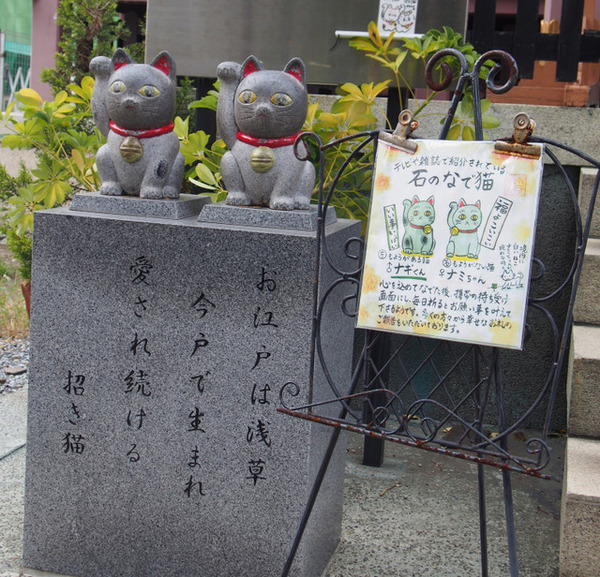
left=30, top=0, right=60, bottom=100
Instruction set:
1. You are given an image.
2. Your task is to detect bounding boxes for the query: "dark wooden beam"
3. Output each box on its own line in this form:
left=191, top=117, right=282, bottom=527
left=512, top=0, right=539, bottom=79
left=557, top=0, right=585, bottom=81
left=471, top=0, right=497, bottom=55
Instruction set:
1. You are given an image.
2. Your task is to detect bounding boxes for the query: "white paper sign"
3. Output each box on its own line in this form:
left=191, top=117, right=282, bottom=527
left=356, top=138, right=544, bottom=350
left=378, top=0, right=419, bottom=35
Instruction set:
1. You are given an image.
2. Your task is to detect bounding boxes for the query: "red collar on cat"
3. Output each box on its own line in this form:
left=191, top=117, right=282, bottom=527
left=109, top=121, right=175, bottom=139
left=236, top=131, right=300, bottom=148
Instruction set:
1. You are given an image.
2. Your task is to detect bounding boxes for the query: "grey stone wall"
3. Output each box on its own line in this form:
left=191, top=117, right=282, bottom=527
left=23, top=202, right=359, bottom=577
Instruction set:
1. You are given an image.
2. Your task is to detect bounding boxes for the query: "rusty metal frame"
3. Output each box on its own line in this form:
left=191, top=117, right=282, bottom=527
left=279, top=49, right=600, bottom=577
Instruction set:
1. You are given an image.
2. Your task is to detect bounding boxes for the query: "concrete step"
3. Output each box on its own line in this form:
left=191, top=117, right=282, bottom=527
left=578, top=168, right=600, bottom=240
left=574, top=238, right=600, bottom=325
left=559, top=437, right=600, bottom=577
left=568, top=325, right=600, bottom=438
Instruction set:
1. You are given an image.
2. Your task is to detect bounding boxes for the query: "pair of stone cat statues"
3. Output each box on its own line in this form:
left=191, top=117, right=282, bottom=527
left=90, top=49, right=314, bottom=210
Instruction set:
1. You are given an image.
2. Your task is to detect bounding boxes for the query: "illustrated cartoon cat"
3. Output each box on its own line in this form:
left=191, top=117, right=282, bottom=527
left=90, top=49, right=184, bottom=199
left=398, top=7, right=416, bottom=31
left=402, top=195, right=436, bottom=256
left=446, top=199, right=482, bottom=259
left=216, top=55, right=315, bottom=210
left=380, top=4, right=402, bottom=32
left=501, top=267, right=524, bottom=290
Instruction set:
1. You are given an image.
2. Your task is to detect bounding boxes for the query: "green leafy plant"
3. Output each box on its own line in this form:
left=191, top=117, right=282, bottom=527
left=2, top=78, right=102, bottom=233
left=5, top=228, right=32, bottom=281
left=41, top=0, right=135, bottom=95
left=350, top=22, right=498, bottom=129
left=174, top=116, right=228, bottom=201
left=0, top=78, right=103, bottom=282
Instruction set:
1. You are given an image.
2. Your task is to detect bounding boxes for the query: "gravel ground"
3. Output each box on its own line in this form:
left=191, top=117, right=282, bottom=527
left=0, top=337, right=28, bottom=577
left=0, top=337, right=29, bottom=395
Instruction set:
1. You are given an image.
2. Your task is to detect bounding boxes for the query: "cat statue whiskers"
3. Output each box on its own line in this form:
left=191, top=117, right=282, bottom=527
left=217, top=55, right=315, bottom=210
left=90, top=49, right=184, bottom=199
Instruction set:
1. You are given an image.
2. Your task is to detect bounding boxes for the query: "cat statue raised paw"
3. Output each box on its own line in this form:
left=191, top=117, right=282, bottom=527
left=90, top=49, right=184, bottom=199
left=216, top=55, right=315, bottom=210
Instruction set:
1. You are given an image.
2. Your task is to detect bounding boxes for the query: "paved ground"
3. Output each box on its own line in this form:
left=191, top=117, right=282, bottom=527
left=0, top=385, right=563, bottom=577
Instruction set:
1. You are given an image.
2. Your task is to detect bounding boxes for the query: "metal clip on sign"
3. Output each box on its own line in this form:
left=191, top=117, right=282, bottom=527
left=378, top=109, right=419, bottom=154
left=494, top=112, right=542, bottom=159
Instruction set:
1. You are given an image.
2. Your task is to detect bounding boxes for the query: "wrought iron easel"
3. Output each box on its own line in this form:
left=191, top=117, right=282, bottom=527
left=279, top=49, right=600, bottom=577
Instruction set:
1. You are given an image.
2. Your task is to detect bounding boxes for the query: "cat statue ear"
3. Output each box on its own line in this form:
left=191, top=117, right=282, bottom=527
left=241, top=55, right=265, bottom=78
left=284, top=58, right=306, bottom=87
left=111, top=48, right=135, bottom=71
left=426, top=195, right=434, bottom=206
left=150, top=51, right=177, bottom=82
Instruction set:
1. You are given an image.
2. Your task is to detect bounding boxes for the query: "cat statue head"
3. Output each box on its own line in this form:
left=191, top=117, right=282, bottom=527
left=233, top=55, right=308, bottom=140
left=104, top=49, right=177, bottom=131
left=450, top=199, right=482, bottom=230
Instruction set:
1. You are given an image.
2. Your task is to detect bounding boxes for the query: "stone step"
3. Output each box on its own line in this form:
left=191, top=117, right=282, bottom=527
left=578, top=168, right=600, bottom=240
left=573, top=238, right=600, bottom=325
left=559, top=437, right=600, bottom=577
left=568, top=325, right=600, bottom=438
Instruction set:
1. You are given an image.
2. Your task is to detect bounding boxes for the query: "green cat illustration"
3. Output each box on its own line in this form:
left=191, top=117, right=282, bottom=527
left=446, top=199, right=482, bottom=259
left=402, top=195, right=436, bottom=256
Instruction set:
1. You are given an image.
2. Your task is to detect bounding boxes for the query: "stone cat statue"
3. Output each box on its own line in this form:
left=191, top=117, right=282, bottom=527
left=216, top=55, right=315, bottom=210
left=90, top=49, right=184, bottom=199
left=446, top=199, right=482, bottom=259
left=402, top=195, right=436, bottom=256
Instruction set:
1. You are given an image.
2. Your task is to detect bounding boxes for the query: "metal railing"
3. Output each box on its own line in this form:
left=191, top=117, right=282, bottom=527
left=279, top=48, right=600, bottom=577
left=0, top=31, right=31, bottom=111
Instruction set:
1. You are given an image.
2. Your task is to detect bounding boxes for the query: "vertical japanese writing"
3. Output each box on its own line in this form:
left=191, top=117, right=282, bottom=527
left=244, top=265, right=279, bottom=486
left=182, top=289, right=216, bottom=497
left=124, top=255, right=156, bottom=463
left=62, top=370, right=87, bottom=455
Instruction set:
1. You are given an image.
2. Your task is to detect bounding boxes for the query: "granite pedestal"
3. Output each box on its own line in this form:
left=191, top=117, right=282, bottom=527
left=22, top=196, right=359, bottom=577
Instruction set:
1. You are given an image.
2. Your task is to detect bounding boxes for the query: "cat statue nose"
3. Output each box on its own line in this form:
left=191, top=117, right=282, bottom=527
left=256, top=103, right=270, bottom=118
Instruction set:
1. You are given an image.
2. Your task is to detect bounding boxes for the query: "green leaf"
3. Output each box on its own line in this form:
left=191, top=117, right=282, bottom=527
left=462, top=125, right=476, bottom=141
left=195, top=163, right=218, bottom=186
left=189, top=95, right=218, bottom=111
left=446, top=124, right=462, bottom=140
left=338, top=83, right=365, bottom=100
left=189, top=178, right=217, bottom=191
left=15, top=88, right=43, bottom=108
left=71, top=148, right=85, bottom=173
left=1, top=134, right=26, bottom=149
left=348, top=37, right=378, bottom=53
left=481, top=114, right=501, bottom=129
left=174, top=116, right=189, bottom=139
left=365, top=54, right=390, bottom=66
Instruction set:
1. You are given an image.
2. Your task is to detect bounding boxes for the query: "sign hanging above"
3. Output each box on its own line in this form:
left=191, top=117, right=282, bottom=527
left=377, top=0, right=419, bottom=36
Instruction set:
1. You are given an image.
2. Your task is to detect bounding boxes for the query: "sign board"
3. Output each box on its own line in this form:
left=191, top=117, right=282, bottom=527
left=357, top=138, right=544, bottom=350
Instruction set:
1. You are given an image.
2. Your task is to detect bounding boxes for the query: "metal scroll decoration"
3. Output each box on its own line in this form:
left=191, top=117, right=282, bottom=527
left=277, top=48, right=600, bottom=577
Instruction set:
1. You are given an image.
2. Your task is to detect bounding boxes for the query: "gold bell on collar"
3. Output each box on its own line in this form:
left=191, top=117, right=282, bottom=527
left=120, top=136, right=144, bottom=163
left=250, top=146, right=275, bottom=173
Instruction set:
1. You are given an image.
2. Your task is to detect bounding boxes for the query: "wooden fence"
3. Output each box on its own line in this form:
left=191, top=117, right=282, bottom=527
left=470, top=0, right=600, bottom=81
